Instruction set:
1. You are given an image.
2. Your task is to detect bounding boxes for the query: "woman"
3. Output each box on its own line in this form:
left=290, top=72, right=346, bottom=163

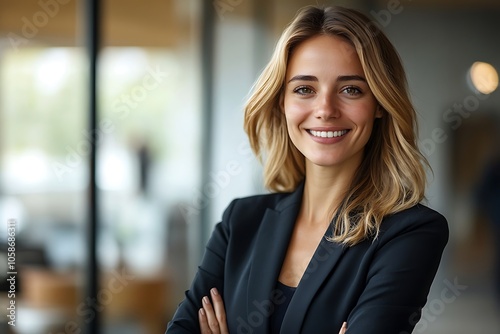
left=166, top=5, right=448, bottom=334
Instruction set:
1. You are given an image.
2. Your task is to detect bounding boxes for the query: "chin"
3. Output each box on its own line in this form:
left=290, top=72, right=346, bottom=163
left=306, top=155, right=344, bottom=168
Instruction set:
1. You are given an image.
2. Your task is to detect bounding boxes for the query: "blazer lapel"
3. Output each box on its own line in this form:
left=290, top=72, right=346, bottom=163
left=246, top=184, right=304, bottom=333
left=245, top=183, right=347, bottom=333
left=280, top=225, right=347, bottom=333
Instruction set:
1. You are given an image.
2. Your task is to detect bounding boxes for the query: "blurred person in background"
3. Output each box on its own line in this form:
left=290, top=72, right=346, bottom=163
left=166, top=5, right=448, bottom=334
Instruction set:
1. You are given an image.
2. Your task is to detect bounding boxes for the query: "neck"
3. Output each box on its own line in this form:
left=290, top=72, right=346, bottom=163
left=300, top=160, right=359, bottom=226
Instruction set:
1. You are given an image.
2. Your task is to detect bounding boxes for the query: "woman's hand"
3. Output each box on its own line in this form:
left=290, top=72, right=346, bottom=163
left=198, top=288, right=229, bottom=334
left=198, top=287, right=345, bottom=334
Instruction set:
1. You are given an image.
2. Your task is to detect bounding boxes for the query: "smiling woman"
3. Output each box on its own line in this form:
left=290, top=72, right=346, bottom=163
left=283, top=34, right=382, bottom=175
left=166, top=5, right=448, bottom=334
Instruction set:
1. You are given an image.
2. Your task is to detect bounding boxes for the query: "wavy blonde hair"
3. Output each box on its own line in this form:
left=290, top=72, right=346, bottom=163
left=244, top=6, right=428, bottom=246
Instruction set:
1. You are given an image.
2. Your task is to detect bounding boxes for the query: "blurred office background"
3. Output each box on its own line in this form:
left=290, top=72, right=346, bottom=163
left=0, top=0, right=499, bottom=333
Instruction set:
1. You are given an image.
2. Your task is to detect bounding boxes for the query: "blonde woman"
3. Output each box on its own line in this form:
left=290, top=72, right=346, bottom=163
left=167, top=5, right=448, bottom=334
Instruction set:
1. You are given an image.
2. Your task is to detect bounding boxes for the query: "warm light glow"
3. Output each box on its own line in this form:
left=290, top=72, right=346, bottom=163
left=469, top=61, right=499, bottom=95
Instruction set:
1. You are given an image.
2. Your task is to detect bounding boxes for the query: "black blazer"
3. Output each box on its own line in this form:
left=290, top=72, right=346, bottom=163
left=166, top=183, right=448, bottom=333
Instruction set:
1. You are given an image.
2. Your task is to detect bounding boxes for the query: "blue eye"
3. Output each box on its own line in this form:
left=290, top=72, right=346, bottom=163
left=293, top=86, right=315, bottom=95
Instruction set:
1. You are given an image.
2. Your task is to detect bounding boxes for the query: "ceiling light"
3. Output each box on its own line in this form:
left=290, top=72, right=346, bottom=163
left=468, top=61, right=498, bottom=95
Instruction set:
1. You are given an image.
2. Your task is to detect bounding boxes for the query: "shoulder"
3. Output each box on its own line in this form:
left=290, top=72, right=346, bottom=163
left=383, top=203, right=448, bottom=229
left=217, top=187, right=302, bottom=236
left=222, top=191, right=295, bottom=220
left=377, top=203, right=449, bottom=245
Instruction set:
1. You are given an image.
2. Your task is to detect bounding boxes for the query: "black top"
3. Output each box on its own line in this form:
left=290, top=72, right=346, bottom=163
left=269, top=281, right=296, bottom=333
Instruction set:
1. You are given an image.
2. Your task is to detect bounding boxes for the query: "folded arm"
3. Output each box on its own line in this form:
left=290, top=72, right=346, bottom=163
left=165, top=201, right=235, bottom=333
left=345, top=210, right=449, bottom=333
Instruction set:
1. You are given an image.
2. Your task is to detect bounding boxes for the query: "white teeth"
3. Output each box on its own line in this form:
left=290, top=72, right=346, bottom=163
left=309, top=130, right=348, bottom=138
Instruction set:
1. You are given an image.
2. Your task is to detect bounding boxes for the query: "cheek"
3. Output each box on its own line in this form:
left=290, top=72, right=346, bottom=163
left=284, top=100, right=308, bottom=125
left=284, top=114, right=299, bottom=138
left=284, top=105, right=305, bottom=144
left=351, top=103, right=378, bottom=127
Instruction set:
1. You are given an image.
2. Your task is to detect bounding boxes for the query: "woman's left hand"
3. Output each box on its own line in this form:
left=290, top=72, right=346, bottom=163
left=198, top=288, right=229, bottom=334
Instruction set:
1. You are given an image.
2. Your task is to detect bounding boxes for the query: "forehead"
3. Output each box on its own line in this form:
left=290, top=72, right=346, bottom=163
left=286, top=35, right=364, bottom=79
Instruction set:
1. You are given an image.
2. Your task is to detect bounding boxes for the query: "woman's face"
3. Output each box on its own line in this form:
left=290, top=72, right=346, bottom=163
left=283, top=34, right=381, bottom=171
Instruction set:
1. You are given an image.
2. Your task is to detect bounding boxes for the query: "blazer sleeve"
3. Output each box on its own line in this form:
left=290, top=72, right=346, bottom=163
left=345, top=208, right=449, bottom=334
left=165, top=200, right=235, bottom=333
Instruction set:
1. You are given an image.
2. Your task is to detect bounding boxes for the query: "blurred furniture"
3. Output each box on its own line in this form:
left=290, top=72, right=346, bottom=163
left=19, top=266, right=171, bottom=334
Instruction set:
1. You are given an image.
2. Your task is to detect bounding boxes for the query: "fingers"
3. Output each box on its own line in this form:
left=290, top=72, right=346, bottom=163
left=210, top=288, right=229, bottom=333
left=202, top=295, right=221, bottom=333
left=339, top=322, right=347, bottom=334
left=199, top=308, right=212, bottom=334
left=198, top=288, right=228, bottom=334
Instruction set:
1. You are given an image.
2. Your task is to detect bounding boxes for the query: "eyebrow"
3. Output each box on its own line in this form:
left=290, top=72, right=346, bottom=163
left=337, top=75, right=366, bottom=82
left=287, top=75, right=318, bottom=83
left=287, top=74, right=366, bottom=84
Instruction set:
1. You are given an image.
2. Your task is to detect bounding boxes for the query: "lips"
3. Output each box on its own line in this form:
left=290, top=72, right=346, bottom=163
left=307, top=129, right=349, bottom=138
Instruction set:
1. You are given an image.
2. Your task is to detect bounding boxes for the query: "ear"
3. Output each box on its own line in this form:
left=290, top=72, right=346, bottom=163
left=375, top=104, right=384, bottom=118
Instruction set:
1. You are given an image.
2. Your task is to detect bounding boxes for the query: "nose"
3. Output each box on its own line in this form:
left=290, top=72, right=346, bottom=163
left=314, top=94, right=340, bottom=120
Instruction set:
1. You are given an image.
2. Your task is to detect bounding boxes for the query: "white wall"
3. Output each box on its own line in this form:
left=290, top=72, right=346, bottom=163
left=209, top=16, right=266, bottom=230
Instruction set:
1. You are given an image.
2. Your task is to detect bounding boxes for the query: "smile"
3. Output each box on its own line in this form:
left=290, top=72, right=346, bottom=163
left=308, top=129, right=349, bottom=138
